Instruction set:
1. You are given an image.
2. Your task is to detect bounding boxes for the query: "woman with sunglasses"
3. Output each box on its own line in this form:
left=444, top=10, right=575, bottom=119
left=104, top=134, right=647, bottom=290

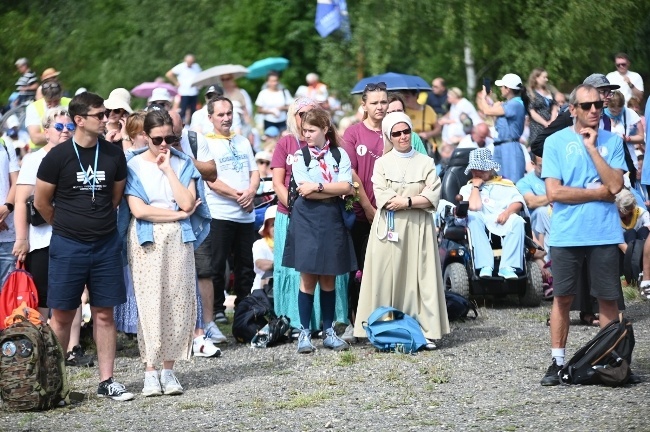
left=13, top=108, right=93, bottom=367
left=387, top=94, right=428, bottom=156
left=476, top=73, right=529, bottom=183
left=352, top=112, right=449, bottom=347
left=122, top=109, right=209, bottom=396
left=283, top=108, right=356, bottom=353
left=103, top=88, right=133, bottom=146
left=271, top=98, right=349, bottom=338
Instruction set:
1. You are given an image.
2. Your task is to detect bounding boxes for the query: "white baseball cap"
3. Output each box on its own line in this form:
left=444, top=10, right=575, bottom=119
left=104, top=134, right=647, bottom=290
left=494, top=73, right=523, bottom=90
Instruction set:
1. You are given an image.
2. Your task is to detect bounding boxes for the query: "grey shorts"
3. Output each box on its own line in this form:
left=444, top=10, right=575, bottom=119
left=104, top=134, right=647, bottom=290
left=194, top=232, right=213, bottom=279
left=550, top=245, right=621, bottom=300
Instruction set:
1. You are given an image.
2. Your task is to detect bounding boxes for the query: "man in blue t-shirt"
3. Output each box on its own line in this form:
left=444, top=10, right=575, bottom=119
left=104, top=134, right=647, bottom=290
left=516, top=152, right=550, bottom=257
left=539, top=84, right=627, bottom=386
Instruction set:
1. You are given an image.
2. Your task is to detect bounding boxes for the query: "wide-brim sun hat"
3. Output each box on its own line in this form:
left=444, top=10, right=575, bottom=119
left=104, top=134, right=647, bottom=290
left=40, top=67, right=61, bottom=82
left=464, top=148, right=501, bottom=174
left=255, top=150, right=271, bottom=162
left=258, top=205, right=277, bottom=236
left=494, top=73, right=522, bottom=90
left=148, top=87, right=173, bottom=103
left=104, top=88, right=133, bottom=113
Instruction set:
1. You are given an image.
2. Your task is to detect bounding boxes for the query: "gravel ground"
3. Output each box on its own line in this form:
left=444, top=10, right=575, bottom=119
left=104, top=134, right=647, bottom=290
left=2, top=296, right=649, bottom=432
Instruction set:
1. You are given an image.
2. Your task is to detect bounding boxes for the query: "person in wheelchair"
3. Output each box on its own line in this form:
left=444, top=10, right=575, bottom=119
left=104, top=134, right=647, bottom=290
left=458, top=148, right=527, bottom=280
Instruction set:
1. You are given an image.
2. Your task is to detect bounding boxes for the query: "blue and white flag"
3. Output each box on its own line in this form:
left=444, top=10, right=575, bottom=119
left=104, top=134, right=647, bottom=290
left=315, top=0, right=351, bottom=40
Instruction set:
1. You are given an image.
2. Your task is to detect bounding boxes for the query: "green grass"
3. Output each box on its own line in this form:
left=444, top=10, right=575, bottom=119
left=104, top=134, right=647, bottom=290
left=179, top=401, right=212, bottom=410
left=68, top=368, right=94, bottom=382
left=335, top=351, right=358, bottom=366
left=419, top=364, right=450, bottom=384
left=623, top=285, right=641, bottom=302
left=275, top=390, right=332, bottom=410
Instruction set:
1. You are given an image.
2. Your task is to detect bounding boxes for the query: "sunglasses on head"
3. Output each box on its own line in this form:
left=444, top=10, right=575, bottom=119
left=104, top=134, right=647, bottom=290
left=80, top=111, right=108, bottom=120
left=53, top=122, right=75, bottom=132
left=297, top=110, right=309, bottom=119
left=575, top=101, right=604, bottom=110
left=42, top=82, right=60, bottom=90
left=390, top=128, right=411, bottom=138
left=364, top=82, right=387, bottom=92
left=148, top=134, right=180, bottom=146
left=106, top=108, right=126, bottom=116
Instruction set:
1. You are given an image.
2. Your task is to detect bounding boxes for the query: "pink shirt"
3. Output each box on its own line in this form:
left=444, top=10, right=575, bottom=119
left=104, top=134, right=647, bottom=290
left=342, top=122, right=384, bottom=221
left=270, top=134, right=305, bottom=215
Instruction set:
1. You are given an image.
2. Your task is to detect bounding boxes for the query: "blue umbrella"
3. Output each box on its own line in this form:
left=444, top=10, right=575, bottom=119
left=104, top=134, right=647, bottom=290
left=246, top=57, right=290, bottom=79
left=350, top=72, right=432, bottom=94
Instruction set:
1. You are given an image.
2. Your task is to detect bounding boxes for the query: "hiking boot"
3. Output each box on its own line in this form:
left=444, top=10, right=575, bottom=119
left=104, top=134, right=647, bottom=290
left=540, top=359, right=562, bottom=386
left=160, top=370, right=183, bottom=395
left=340, top=324, right=357, bottom=344
left=297, top=328, right=315, bottom=354
left=479, top=266, right=493, bottom=278
left=97, top=377, right=135, bottom=401
left=323, top=327, right=349, bottom=351
left=214, top=311, right=228, bottom=324
left=65, top=345, right=94, bottom=367
left=193, top=336, right=222, bottom=358
left=205, top=322, right=227, bottom=344
left=142, top=371, right=162, bottom=397
left=498, top=266, right=518, bottom=280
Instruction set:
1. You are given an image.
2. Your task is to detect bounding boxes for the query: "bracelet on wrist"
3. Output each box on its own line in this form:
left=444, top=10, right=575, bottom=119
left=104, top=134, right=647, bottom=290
left=4, top=203, right=14, bottom=213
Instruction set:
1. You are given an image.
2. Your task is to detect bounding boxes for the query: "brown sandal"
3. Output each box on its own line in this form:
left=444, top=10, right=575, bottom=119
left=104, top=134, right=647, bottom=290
left=579, top=312, right=600, bottom=327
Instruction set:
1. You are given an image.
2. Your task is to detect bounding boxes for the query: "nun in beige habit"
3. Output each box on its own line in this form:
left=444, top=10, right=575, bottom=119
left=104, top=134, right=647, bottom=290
left=353, top=112, right=450, bottom=343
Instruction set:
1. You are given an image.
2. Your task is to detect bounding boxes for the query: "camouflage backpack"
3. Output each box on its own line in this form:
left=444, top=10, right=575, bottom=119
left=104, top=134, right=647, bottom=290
left=0, top=305, right=70, bottom=411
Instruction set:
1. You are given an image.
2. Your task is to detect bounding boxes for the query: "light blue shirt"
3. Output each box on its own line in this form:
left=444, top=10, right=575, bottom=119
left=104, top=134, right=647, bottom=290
left=516, top=171, right=546, bottom=196
left=542, top=127, right=627, bottom=246
left=642, top=96, right=650, bottom=186
left=292, top=146, right=353, bottom=185
left=495, top=97, right=525, bottom=142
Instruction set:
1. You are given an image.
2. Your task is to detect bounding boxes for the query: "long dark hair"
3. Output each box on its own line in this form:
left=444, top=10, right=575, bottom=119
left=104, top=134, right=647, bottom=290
left=301, top=108, right=341, bottom=148
left=143, top=109, right=173, bottom=135
left=512, top=84, right=530, bottom=113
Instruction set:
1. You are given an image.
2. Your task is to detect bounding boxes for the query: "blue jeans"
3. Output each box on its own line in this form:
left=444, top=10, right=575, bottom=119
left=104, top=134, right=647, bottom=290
left=0, top=242, right=17, bottom=288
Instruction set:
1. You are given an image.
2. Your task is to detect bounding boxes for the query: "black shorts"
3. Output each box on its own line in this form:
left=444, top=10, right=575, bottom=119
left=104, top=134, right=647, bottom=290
left=194, top=231, right=213, bottom=279
left=551, top=245, right=621, bottom=300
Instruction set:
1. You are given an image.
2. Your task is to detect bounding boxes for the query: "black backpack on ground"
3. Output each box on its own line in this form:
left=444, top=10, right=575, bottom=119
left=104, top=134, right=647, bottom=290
left=231, top=290, right=273, bottom=343
left=559, top=318, right=635, bottom=387
left=623, top=239, right=644, bottom=284
left=445, top=291, right=478, bottom=321
left=287, top=146, right=342, bottom=214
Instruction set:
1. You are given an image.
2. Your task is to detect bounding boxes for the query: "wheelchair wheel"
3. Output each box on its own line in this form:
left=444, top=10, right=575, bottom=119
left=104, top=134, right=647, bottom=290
left=520, top=261, right=543, bottom=307
left=444, top=262, right=470, bottom=299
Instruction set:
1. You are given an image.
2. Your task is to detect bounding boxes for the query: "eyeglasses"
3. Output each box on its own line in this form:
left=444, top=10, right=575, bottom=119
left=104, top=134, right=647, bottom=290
left=364, top=82, right=387, bottom=92
left=575, top=101, right=604, bottom=110
left=80, top=111, right=108, bottom=120
left=616, top=63, right=628, bottom=68
left=53, top=122, right=75, bottom=132
left=598, top=89, right=613, bottom=98
left=42, top=82, right=60, bottom=90
left=106, top=108, right=126, bottom=116
left=390, top=128, right=411, bottom=138
left=148, top=134, right=180, bottom=145
left=257, top=160, right=270, bottom=166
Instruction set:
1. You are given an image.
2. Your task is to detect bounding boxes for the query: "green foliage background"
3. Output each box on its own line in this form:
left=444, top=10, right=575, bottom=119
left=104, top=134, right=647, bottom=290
left=1, top=0, right=648, bottom=107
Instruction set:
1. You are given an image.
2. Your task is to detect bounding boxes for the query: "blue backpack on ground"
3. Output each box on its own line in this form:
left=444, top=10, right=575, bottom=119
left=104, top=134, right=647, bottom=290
left=362, top=306, right=427, bottom=354
left=445, top=291, right=478, bottom=321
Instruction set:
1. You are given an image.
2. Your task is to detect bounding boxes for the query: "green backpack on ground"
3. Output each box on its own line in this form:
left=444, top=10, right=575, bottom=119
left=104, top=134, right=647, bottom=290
left=0, top=308, right=71, bottom=411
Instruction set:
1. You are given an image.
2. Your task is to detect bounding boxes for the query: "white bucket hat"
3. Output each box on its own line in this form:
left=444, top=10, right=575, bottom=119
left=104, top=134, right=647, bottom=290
left=464, top=148, right=501, bottom=174
left=104, top=88, right=133, bottom=113
left=494, top=73, right=523, bottom=90
left=258, top=205, right=277, bottom=236
left=148, top=87, right=173, bottom=103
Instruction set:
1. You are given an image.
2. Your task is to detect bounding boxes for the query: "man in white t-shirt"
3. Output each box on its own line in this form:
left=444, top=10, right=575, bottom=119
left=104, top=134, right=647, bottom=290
left=204, top=97, right=260, bottom=324
left=0, top=137, right=19, bottom=285
left=606, top=53, right=644, bottom=103
left=166, top=54, right=202, bottom=124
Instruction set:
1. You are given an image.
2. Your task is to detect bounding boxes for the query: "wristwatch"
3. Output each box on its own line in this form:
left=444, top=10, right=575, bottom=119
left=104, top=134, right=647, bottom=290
left=317, top=183, right=324, bottom=193
left=407, top=197, right=412, bottom=209
left=4, top=203, right=13, bottom=213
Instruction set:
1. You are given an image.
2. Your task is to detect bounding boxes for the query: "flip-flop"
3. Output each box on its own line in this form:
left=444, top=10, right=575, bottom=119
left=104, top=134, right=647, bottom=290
left=579, top=312, right=599, bottom=327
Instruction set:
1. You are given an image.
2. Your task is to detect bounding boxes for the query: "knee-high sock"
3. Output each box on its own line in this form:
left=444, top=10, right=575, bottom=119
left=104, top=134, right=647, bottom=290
left=320, top=289, right=336, bottom=331
left=298, top=291, right=314, bottom=330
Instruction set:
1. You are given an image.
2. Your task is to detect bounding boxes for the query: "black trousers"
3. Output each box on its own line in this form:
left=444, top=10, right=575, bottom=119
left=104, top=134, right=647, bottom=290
left=210, top=219, right=256, bottom=313
left=348, top=219, right=371, bottom=320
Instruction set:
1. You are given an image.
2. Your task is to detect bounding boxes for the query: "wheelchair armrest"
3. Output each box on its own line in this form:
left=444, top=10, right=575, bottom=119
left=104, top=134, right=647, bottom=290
left=444, top=226, right=466, bottom=241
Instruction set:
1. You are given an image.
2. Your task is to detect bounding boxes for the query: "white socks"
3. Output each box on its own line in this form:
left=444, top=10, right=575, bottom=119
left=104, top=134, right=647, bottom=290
left=552, top=348, right=565, bottom=366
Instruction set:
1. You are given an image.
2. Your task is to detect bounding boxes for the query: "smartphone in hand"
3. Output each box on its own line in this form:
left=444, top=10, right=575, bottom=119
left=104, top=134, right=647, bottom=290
left=483, top=77, right=491, bottom=94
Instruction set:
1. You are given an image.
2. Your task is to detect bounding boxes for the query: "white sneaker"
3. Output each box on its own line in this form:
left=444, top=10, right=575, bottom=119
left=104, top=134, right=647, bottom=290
left=142, top=371, right=162, bottom=397
left=340, top=324, right=357, bottom=344
left=204, top=322, right=227, bottom=344
left=160, top=370, right=183, bottom=395
left=193, top=336, right=222, bottom=358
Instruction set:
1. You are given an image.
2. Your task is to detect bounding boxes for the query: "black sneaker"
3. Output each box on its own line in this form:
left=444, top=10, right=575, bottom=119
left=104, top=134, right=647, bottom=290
left=540, top=359, right=563, bottom=386
left=65, top=345, right=95, bottom=367
left=97, top=377, right=135, bottom=401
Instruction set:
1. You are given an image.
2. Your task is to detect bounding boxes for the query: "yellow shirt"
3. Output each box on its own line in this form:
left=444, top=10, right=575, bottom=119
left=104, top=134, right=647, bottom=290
left=405, top=105, right=438, bottom=134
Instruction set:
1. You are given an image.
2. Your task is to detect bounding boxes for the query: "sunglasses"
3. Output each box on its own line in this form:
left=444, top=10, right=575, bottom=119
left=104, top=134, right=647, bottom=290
left=53, top=122, right=75, bottom=132
left=257, top=160, right=270, bottom=166
left=148, top=134, right=180, bottom=146
left=297, top=110, right=309, bottom=119
left=575, top=101, right=604, bottom=110
left=80, top=111, right=108, bottom=120
left=364, top=82, right=387, bottom=92
left=616, top=63, right=628, bottom=67
left=106, top=108, right=126, bottom=116
left=390, top=128, right=411, bottom=138
left=42, top=82, right=60, bottom=90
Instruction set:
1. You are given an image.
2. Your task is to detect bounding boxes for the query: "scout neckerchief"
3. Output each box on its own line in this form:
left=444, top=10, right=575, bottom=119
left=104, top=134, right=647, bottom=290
left=621, top=207, right=641, bottom=230
left=72, top=138, right=99, bottom=210
left=206, top=132, right=242, bottom=172
left=309, top=140, right=332, bottom=183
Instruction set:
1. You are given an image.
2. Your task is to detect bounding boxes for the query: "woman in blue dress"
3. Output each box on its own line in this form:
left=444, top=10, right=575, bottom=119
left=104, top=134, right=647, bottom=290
left=476, top=73, right=529, bottom=183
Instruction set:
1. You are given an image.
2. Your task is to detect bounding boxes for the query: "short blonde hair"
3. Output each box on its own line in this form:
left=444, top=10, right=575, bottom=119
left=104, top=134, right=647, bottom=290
left=42, top=107, right=70, bottom=129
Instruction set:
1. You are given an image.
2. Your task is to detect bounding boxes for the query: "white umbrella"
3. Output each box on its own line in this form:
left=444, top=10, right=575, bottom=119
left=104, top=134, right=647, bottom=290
left=192, top=64, right=249, bottom=88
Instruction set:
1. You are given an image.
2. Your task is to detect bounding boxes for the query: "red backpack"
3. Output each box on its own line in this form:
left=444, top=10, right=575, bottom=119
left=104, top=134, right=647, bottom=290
left=0, top=262, right=38, bottom=330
